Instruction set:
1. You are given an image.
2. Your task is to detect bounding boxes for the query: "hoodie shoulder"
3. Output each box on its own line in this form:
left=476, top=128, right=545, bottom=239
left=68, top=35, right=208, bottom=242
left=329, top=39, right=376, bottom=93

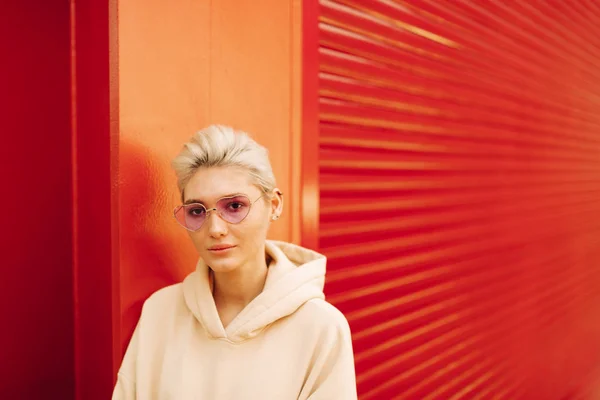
left=295, top=298, right=352, bottom=336
left=140, top=283, right=185, bottom=317
left=147, top=282, right=182, bottom=302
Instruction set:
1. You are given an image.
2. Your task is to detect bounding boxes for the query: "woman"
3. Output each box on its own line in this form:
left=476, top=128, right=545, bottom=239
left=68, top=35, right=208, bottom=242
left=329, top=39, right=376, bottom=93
left=113, top=125, right=357, bottom=399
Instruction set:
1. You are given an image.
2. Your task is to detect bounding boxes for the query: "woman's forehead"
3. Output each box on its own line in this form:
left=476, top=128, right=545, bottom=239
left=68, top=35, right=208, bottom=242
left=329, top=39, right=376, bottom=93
left=184, top=166, right=259, bottom=203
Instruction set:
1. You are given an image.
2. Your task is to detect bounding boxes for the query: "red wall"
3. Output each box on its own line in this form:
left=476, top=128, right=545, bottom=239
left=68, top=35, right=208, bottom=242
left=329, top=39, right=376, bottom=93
left=312, top=0, right=600, bottom=398
left=0, top=1, right=74, bottom=399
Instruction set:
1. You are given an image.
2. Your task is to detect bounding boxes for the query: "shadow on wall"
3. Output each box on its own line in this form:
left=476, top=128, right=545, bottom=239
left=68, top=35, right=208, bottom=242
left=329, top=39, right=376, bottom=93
left=118, top=139, right=197, bottom=354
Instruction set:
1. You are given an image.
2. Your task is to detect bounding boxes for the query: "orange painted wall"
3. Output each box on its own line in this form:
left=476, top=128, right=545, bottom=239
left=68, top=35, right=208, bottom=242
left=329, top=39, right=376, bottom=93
left=117, top=0, right=302, bottom=354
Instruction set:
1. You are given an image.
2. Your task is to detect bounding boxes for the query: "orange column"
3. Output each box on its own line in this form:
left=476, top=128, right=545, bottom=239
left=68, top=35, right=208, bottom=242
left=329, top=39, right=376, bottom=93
left=117, top=0, right=302, bottom=355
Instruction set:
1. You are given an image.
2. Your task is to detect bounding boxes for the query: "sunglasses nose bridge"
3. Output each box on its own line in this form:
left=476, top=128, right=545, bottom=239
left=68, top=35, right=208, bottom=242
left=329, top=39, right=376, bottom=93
left=204, top=207, right=221, bottom=221
left=204, top=206, right=232, bottom=230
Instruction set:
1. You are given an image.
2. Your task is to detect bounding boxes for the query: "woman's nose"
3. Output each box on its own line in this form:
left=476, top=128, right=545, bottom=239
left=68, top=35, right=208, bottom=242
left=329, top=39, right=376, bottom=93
left=206, top=210, right=227, bottom=238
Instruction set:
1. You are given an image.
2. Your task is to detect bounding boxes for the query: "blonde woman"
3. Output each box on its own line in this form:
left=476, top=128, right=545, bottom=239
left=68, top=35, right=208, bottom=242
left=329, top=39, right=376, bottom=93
left=112, top=125, right=357, bottom=399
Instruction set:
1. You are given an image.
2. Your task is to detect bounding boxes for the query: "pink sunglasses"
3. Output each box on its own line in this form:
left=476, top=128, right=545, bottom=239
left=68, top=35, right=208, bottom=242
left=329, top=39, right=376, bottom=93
left=173, top=194, right=266, bottom=232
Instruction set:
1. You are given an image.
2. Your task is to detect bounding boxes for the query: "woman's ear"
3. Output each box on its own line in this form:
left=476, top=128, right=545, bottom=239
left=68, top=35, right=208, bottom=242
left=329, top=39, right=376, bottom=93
left=270, top=188, right=284, bottom=220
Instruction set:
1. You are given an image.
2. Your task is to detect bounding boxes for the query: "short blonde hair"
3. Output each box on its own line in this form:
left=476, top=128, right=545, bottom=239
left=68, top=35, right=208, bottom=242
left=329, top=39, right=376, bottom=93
left=171, top=125, right=276, bottom=199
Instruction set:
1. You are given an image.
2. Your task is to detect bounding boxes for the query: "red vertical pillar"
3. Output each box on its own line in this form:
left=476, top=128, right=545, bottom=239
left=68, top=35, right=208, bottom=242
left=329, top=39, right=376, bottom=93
left=71, top=0, right=120, bottom=399
left=301, top=0, right=321, bottom=250
left=0, top=1, right=74, bottom=399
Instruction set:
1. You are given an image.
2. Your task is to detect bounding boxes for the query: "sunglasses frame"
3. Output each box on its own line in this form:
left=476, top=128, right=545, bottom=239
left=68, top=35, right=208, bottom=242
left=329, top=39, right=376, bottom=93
left=173, top=193, right=268, bottom=232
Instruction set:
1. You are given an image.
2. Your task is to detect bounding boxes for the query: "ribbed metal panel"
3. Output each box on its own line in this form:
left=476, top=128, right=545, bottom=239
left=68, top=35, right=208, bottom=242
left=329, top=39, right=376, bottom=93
left=317, top=1, right=600, bottom=398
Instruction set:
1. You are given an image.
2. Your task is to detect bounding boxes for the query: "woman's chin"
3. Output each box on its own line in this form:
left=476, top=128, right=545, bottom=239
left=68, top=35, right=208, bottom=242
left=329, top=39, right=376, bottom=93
left=205, top=256, right=240, bottom=274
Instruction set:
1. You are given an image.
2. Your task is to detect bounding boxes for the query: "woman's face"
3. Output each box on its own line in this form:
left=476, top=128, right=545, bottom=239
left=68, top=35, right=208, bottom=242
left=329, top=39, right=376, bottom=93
left=181, top=166, right=282, bottom=273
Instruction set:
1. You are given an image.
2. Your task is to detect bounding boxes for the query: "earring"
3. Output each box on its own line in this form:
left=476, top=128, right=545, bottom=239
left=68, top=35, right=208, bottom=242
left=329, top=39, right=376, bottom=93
left=271, top=215, right=279, bottom=221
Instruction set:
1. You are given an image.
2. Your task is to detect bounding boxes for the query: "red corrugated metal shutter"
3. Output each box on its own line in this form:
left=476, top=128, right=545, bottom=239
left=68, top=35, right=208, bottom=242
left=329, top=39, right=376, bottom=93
left=316, top=1, right=600, bottom=398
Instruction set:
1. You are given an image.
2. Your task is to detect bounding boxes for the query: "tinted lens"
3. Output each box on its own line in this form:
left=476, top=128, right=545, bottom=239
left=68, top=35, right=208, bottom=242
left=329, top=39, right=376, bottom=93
left=217, top=195, right=251, bottom=224
left=175, top=204, right=207, bottom=231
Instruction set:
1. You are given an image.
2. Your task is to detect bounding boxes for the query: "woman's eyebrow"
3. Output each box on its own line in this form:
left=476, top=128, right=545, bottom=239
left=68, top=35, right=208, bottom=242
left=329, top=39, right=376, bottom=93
left=183, top=193, right=247, bottom=205
left=183, top=198, right=204, bottom=205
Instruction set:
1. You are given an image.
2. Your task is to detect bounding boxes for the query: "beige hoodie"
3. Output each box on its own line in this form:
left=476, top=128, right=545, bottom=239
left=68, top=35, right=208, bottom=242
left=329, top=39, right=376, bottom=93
left=113, top=241, right=357, bottom=400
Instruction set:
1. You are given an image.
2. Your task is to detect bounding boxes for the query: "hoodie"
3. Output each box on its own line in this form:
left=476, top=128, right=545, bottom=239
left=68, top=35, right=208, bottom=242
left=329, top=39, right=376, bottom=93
left=112, top=240, right=357, bottom=400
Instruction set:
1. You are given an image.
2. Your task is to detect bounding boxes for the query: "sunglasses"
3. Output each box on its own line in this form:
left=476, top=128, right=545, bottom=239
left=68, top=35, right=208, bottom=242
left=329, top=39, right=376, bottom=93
left=174, top=194, right=266, bottom=232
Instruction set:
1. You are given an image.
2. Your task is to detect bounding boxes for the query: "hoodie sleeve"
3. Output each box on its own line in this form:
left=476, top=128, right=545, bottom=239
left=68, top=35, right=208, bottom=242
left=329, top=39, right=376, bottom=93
left=112, top=324, right=139, bottom=400
left=299, top=303, right=358, bottom=400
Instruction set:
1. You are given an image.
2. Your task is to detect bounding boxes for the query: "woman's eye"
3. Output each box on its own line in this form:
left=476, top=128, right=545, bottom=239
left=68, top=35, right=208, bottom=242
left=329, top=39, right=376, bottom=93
left=229, top=202, right=244, bottom=210
left=188, top=207, right=205, bottom=216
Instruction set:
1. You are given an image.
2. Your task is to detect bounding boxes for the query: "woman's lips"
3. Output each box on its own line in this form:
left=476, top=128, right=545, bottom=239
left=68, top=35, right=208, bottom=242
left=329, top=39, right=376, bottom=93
left=208, top=245, right=236, bottom=252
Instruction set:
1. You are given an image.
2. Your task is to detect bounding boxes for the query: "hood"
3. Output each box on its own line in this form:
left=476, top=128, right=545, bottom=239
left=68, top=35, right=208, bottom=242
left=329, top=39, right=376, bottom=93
left=182, top=240, right=326, bottom=343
